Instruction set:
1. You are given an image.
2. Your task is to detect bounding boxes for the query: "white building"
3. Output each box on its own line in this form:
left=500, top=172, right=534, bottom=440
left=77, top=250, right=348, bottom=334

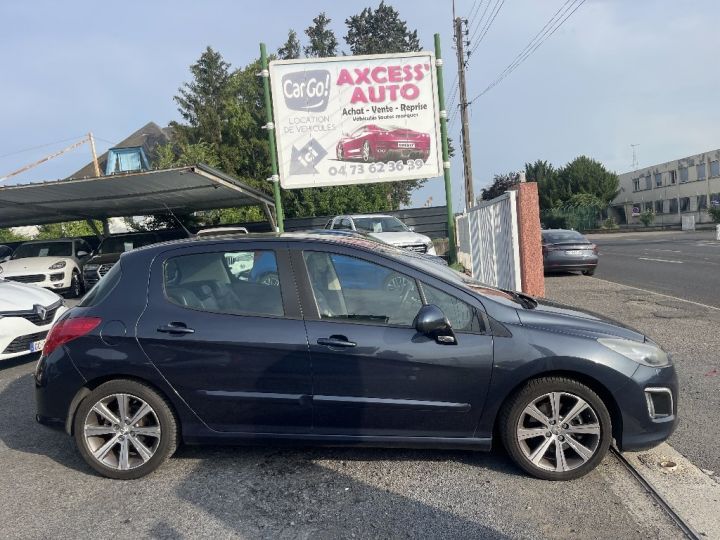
left=612, top=148, right=720, bottom=225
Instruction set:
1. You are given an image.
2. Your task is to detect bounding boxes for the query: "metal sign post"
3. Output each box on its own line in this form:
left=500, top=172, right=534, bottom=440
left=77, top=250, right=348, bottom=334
left=259, top=42, right=285, bottom=233
left=434, top=33, right=457, bottom=264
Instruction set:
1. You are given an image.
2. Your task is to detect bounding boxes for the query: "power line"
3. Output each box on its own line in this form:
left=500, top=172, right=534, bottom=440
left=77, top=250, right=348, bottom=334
left=467, top=0, right=486, bottom=29
left=469, top=0, right=587, bottom=102
left=466, top=0, right=494, bottom=47
left=0, top=135, right=87, bottom=160
left=467, top=0, right=505, bottom=59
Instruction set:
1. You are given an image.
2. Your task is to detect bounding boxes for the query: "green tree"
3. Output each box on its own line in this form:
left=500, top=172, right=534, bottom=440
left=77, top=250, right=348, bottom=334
left=35, top=220, right=101, bottom=239
left=305, top=13, right=338, bottom=57
left=345, top=1, right=420, bottom=55
left=278, top=29, right=301, bottom=60
left=480, top=173, right=519, bottom=201
left=525, top=159, right=559, bottom=209
left=556, top=156, right=620, bottom=208
left=639, top=209, right=654, bottom=227
left=0, top=228, right=28, bottom=243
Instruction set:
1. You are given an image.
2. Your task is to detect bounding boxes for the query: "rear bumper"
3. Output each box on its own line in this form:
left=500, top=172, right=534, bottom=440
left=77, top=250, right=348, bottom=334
left=616, top=364, right=679, bottom=451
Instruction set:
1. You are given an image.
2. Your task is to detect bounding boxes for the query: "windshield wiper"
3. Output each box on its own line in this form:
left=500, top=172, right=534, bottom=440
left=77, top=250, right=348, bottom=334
left=502, top=289, right=538, bottom=309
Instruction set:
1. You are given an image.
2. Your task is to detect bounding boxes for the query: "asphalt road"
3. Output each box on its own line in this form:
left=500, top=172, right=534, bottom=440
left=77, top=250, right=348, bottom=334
left=588, top=230, right=720, bottom=307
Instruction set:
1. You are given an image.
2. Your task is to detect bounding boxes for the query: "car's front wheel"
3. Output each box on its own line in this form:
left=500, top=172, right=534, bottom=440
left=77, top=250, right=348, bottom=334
left=65, top=270, right=83, bottom=298
left=73, top=379, right=179, bottom=479
left=500, top=377, right=612, bottom=480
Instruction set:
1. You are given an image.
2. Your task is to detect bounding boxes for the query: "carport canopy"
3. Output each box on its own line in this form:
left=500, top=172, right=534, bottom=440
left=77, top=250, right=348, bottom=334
left=0, top=164, right=276, bottom=228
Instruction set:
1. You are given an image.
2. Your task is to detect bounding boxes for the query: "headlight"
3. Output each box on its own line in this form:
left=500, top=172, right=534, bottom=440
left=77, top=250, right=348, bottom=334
left=84, top=264, right=99, bottom=271
left=48, top=261, right=66, bottom=270
left=598, top=338, right=671, bottom=367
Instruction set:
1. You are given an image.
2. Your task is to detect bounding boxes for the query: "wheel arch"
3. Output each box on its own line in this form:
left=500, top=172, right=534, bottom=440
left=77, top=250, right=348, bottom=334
left=491, top=369, right=623, bottom=447
left=65, top=374, right=182, bottom=438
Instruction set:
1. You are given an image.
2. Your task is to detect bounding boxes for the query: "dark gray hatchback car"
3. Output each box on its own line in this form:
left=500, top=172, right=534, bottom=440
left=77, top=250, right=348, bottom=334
left=36, top=234, right=677, bottom=480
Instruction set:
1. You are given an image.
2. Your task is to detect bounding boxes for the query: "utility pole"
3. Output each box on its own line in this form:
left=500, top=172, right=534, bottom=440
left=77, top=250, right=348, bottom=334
left=88, top=132, right=101, bottom=177
left=454, top=16, right=474, bottom=210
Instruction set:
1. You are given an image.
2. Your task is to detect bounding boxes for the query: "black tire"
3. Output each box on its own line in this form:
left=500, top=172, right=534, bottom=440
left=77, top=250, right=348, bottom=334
left=65, top=271, right=83, bottom=298
left=582, top=268, right=596, bottom=276
left=73, top=379, right=179, bottom=480
left=499, top=376, right=612, bottom=481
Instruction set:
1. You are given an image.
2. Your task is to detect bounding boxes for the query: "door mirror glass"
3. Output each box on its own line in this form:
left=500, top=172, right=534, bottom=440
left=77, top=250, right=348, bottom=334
left=414, top=304, right=456, bottom=344
left=77, top=250, right=89, bottom=258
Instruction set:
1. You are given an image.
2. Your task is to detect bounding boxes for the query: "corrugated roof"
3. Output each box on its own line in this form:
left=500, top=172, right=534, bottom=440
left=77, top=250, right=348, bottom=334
left=0, top=164, right=274, bottom=228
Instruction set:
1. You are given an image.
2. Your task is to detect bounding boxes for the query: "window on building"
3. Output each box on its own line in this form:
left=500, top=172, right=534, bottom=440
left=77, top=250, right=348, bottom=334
left=669, top=170, right=677, bottom=184
left=680, top=197, right=690, bottom=212
left=711, top=160, right=720, bottom=178
left=679, top=167, right=689, bottom=183
left=644, top=176, right=652, bottom=190
left=643, top=202, right=652, bottom=212
left=105, top=147, right=150, bottom=175
left=654, top=173, right=662, bottom=187
left=697, top=163, right=706, bottom=181
left=697, top=195, right=708, bottom=210
left=654, top=200, right=664, bottom=214
left=668, top=198, right=678, bottom=213
left=711, top=193, right=720, bottom=208
left=633, top=179, right=640, bottom=191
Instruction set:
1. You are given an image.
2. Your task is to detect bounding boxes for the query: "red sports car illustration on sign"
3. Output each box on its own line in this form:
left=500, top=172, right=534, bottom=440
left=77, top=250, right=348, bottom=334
left=335, top=124, right=431, bottom=163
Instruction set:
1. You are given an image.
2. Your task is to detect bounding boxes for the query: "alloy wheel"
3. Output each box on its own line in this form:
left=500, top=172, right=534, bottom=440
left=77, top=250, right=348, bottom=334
left=83, top=393, right=162, bottom=471
left=362, top=141, right=371, bottom=162
left=516, top=391, right=601, bottom=473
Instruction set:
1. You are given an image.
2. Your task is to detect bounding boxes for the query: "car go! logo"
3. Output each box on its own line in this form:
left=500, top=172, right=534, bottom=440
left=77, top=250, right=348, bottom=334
left=282, top=69, right=331, bottom=112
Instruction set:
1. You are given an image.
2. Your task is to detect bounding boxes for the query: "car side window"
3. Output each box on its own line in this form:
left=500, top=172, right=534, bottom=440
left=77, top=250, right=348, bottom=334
left=163, top=250, right=283, bottom=317
left=421, top=282, right=485, bottom=333
left=335, top=219, right=352, bottom=231
left=303, top=251, right=421, bottom=326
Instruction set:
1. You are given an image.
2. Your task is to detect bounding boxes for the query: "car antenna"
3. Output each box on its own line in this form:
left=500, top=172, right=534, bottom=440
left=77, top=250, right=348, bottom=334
left=162, top=203, right=194, bottom=238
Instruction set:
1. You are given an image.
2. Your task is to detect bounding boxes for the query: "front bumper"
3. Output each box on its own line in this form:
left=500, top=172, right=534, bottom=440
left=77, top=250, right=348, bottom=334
left=3, top=270, right=72, bottom=292
left=616, top=363, right=679, bottom=451
left=0, top=305, right=68, bottom=361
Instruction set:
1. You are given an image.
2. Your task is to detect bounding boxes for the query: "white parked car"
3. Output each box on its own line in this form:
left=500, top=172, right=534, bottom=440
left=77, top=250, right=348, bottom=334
left=0, top=238, right=93, bottom=298
left=0, top=278, right=68, bottom=361
left=326, top=214, right=436, bottom=255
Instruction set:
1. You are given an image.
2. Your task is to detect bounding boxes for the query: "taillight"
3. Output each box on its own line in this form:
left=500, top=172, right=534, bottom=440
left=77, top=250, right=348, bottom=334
left=43, top=317, right=101, bottom=357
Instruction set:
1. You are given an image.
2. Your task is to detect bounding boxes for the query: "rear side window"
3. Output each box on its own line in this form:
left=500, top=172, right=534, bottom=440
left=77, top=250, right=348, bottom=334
left=421, top=282, right=485, bottom=333
left=163, top=250, right=283, bottom=317
left=78, top=262, right=122, bottom=307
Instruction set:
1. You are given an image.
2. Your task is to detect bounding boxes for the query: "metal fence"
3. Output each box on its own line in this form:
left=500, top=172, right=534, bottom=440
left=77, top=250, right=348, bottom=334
left=456, top=191, right=521, bottom=290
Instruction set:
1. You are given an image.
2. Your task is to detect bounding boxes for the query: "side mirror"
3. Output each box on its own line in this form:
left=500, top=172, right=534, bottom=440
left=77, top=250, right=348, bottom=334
left=77, top=251, right=89, bottom=258
left=408, top=226, right=415, bottom=232
left=414, top=304, right=456, bottom=345
left=0, top=255, right=9, bottom=263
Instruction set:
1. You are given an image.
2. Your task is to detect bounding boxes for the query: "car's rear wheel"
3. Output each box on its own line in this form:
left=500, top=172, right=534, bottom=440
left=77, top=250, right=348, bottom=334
left=582, top=268, right=596, bottom=276
left=500, top=377, right=611, bottom=480
left=73, top=379, right=178, bottom=479
left=337, top=144, right=344, bottom=160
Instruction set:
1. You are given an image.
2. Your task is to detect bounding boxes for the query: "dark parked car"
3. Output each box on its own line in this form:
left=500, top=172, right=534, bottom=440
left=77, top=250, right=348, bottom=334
left=0, top=244, right=12, bottom=262
left=82, top=232, right=164, bottom=289
left=542, top=229, right=598, bottom=275
left=36, top=233, right=677, bottom=480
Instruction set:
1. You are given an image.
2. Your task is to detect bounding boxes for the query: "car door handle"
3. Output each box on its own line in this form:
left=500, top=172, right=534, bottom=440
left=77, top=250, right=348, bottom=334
left=157, top=323, right=195, bottom=335
left=317, top=336, right=357, bottom=348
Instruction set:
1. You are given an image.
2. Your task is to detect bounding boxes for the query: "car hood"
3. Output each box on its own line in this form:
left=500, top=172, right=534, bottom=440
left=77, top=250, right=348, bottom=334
left=517, top=297, right=646, bottom=342
left=0, top=279, right=62, bottom=310
left=85, top=253, right=119, bottom=265
left=366, top=231, right=430, bottom=246
left=0, top=257, right=73, bottom=274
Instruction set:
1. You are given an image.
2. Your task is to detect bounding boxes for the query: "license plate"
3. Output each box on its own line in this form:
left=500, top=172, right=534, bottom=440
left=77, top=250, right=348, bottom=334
left=29, top=339, right=45, bottom=353
left=397, top=142, right=415, bottom=149
left=565, top=250, right=584, bottom=256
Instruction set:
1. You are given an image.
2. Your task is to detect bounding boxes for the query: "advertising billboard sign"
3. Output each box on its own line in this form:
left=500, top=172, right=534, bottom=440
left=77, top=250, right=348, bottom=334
left=269, top=52, right=442, bottom=189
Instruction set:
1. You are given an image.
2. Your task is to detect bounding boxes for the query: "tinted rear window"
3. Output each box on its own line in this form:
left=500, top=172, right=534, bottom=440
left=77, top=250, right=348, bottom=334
left=542, top=231, right=587, bottom=244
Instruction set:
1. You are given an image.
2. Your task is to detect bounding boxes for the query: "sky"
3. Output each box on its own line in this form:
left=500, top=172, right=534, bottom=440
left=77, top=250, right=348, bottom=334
left=1, top=0, right=719, bottom=214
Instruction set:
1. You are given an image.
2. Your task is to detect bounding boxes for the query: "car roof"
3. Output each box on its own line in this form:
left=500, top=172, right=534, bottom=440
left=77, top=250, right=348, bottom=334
left=342, top=214, right=397, bottom=219
left=20, top=238, right=79, bottom=243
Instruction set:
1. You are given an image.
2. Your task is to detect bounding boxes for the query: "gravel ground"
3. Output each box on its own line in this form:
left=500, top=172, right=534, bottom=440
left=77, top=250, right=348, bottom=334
left=545, top=274, right=720, bottom=478
left=0, top=355, right=679, bottom=539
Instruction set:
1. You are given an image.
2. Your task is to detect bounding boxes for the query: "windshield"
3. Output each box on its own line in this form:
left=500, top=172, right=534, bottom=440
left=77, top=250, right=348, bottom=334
left=12, top=241, right=72, bottom=259
left=98, top=234, right=158, bottom=254
left=542, top=230, right=587, bottom=244
left=353, top=217, right=408, bottom=233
